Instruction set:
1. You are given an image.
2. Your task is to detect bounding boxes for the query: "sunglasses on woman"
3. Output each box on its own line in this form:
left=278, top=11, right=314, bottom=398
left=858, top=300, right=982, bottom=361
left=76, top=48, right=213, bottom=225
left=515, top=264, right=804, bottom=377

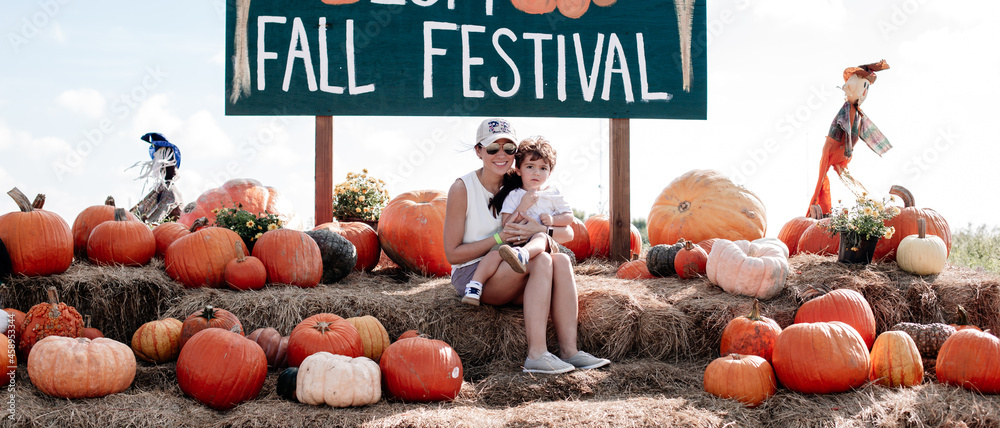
left=482, top=142, right=517, bottom=155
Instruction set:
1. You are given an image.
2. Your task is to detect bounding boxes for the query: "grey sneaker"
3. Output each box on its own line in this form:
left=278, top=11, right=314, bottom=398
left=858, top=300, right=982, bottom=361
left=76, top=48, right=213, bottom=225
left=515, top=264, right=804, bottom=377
left=499, top=245, right=529, bottom=274
left=561, top=351, right=611, bottom=369
left=523, top=352, right=575, bottom=374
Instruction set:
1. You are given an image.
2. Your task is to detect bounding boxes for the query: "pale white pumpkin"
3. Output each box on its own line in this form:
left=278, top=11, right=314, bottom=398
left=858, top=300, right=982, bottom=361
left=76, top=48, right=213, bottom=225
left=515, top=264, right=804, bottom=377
left=707, top=238, right=789, bottom=300
left=897, top=218, right=946, bottom=275
left=296, top=352, right=381, bottom=407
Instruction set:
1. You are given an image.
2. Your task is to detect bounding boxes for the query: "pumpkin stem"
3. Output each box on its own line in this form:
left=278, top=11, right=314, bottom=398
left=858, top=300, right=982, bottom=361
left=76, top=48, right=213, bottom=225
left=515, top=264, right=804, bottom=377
left=190, top=217, right=209, bottom=232
left=7, top=188, right=33, bottom=212
left=31, top=194, right=45, bottom=209
left=113, top=208, right=129, bottom=222
left=747, top=299, right=763, bottom=321
left=235, top=241, right=247, bottom=262
left=683, top=241, right=696, bottom=251
left=678, top=201, right=691, bottom=212
left=104, top=196, right=116, bottom=206
left=229, top=325, right=243, bottom=334
left=312, top=321, right=332, bottom=334
left=955, top=305, right=971, bottom=326
left=808, top=204, right=824, bottom=220
left=917, top=218, right=926, bottom=239
left=200, top=305, right=217, bottom=321
left=798, top=284, right=833, bottom=302
left=85, top=314, right=92, bottom=328
left=890, top=185, right=915, bottom=208
left=46, top=286, right=63, bottom=318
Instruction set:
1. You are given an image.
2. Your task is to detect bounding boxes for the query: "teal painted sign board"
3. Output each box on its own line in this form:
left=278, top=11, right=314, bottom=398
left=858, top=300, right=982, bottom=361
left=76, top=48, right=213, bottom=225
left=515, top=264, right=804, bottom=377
left=225, top=0, right=706, bottom=119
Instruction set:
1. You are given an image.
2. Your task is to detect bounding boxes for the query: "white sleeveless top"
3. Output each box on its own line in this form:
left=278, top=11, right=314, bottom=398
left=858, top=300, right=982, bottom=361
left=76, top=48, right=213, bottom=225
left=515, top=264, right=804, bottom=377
left=453, top=170, right=502, bottom=271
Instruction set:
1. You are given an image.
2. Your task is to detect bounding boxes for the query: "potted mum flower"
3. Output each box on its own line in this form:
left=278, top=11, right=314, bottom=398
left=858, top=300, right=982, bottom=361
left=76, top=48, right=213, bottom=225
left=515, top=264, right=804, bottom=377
left=213, top=204, right=283, bottom=253
left=826, top=195, right=900, bottom=264
left=332, top=169, right=390, bottom=229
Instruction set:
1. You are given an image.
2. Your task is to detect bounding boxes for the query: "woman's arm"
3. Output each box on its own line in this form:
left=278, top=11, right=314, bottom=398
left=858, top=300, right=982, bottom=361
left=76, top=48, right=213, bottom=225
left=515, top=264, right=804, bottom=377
left=443, top=179, right=511, bottom=265
left=502, top=215, right=573, bottom=244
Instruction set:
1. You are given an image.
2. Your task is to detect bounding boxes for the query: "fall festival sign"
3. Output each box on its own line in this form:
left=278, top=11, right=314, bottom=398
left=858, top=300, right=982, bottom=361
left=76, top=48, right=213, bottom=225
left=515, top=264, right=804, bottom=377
left=225, top=0, right=706, bottom=119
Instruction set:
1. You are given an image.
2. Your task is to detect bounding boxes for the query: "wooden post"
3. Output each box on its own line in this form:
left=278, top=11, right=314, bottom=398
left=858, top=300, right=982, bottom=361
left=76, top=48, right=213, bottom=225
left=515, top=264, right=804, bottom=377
left=315, top=116, right=334, bottom=226
left=609, top=118, right=631, bottom=263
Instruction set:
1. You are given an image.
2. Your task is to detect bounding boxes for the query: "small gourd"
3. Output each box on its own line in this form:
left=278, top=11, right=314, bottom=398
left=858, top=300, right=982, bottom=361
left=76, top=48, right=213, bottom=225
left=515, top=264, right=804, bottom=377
left=896, top=218, right=947, bottom=275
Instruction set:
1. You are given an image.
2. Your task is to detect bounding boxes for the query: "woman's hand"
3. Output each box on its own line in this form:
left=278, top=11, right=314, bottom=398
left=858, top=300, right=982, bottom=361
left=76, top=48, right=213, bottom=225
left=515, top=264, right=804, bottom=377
left=503, top=215, right=547, bottom=245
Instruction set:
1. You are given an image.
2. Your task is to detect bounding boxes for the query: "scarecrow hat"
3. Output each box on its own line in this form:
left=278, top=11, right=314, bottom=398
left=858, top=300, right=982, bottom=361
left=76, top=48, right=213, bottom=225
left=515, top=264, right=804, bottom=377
left=843, top=59, right=890, bottom=84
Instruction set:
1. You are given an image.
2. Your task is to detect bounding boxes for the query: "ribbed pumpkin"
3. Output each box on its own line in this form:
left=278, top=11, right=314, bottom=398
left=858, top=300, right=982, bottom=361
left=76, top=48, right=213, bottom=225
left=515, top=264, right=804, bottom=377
left=796, top=218, right=839, bottom=256
left=19, top=287, right=84, bottom=358
left=251, top=229, right=323, bottom=287
left=378, top=190, right=451, bottom=277
left=648, top=170, right=767, bottom=246
left=777, top=205, right=824, bottom=257
left=176, top=326, right=268, bottom=410
left=314, top=221, right=381, bottom=272
left=0, top=189, right=73, bottom=277
left=772, top=321, right=871, bottom=394
left=179, top=305, right=244, bottom=350
left=380, top=336, right=463, bottom=402
left=287, top=313, right=364, bottom=368
left=87, top=208, right=155, bottom=266
left=584, top=214, right=641, bottom=259
left=152, top=218, right=206, bottom=259
left=707, top=238, right=789, bottom=300
left=616, top=259, right=655, bottom=280
left=703, top=354, right=776, bottom=408
left=896, top=218, right=947, bottom=275
left=131, top=317, right=183, bottom=363
left=224, top=241, right=267, bottom=290
left=794, top=286, right=876, bottom=349
left=71, top=196, right=139, bottom=259
left=874, top=185, right=951, bottom=262
left=935, top=329, right=1000, bottom=394
left=562, top=217, right=592, bottom=262
left=697, top=238, right=719, bottom=256
left=720, top=300, right=782, bottom=363
left=890, top=322, right=955, bottom=359
left=27, top=336, right=136, bottom=399
left=869, top=331, right=923, bottom=388
left=296, top=352, right=381, bottom=407
left=304, top=229, right=356, bottom=284
left=82, top=315, right=103, bottom=339
left=674, top=240, right=709, bottom=279
left=165, top=226, right=242, bottom=288
left=397, top=330, right=420, bottom=341
left=646, top=240, right=686, bottom=277
left=247, top=327, right=289, bottom=368
left=177, top=178, right=300, bottom=230
left=346, top=316, right=391, bottom=362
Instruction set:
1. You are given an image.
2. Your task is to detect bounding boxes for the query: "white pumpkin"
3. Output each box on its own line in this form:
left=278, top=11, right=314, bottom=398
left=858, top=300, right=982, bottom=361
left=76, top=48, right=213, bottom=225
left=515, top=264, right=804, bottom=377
left=897, top=218, right=947, bottom=275
left=296, top=352, right=381, bottom=407
left=707, top=238, right=789, bottom=300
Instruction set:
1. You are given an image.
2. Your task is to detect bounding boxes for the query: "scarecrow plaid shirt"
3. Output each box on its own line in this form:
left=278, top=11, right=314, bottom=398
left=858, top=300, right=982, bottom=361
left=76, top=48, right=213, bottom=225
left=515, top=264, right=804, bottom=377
left=828, top=102, right=892, bottom=157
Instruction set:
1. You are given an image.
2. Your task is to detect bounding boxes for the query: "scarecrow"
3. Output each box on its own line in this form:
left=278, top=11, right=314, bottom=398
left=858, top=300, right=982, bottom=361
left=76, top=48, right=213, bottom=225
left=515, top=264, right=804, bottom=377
left=129, top=132, right=184, bottom=223
left=808, top=60, right=891, bottom=215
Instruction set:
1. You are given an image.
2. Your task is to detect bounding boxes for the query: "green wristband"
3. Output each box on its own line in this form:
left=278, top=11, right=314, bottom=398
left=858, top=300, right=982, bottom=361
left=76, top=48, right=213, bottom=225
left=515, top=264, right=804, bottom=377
left=493, top=233, right=503, bottom=245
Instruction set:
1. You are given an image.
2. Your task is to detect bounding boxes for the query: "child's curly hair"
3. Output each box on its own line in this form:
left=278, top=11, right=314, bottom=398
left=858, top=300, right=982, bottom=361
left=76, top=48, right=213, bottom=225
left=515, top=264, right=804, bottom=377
left=488, top=136, right=558, bottom=217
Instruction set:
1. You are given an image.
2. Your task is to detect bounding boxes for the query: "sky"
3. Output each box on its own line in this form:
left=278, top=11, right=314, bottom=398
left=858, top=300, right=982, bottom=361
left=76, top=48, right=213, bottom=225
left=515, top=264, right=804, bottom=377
left=1, top=0, right=998, bottom=237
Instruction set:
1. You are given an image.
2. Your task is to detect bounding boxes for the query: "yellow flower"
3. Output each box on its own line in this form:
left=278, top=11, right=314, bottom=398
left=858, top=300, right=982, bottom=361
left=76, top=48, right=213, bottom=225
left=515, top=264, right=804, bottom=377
left=362, top=168, right=368, bottom=174
left=884, top=226, right=895, bottom=239
left=358, top=195, right=366, bottom=202
left=254, top=232, right=263, bottom=240
left=355, top=207, right=362, bottom=213
left=212, top=208, right=220, bottom=214
left=267, top=223, right=279, bottom=231
left=350, top=186, right=358, bottom=192
left=363, top=207, right=370, bottom=212
left=246, top=220, right=255, bottom=228
left=863, top=207, right=874, bottom=217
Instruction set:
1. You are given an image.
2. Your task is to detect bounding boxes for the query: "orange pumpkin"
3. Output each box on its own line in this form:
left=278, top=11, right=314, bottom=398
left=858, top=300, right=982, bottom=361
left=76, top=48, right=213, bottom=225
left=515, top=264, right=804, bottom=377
left=616, top=259, right=655, bottom=280
left=950, top=305, right=982, bottom=332
left=346, top=315, right=391, bottom=362
left=397, top=330, right=420, bottom=341
left=19, top=287, right=84, bottom=358
left=0, top=337, right=14, bottom=385
left=152, top=218, right=206, bottom=259
left=165, top=226, right=242, bottom=288
left=380, top=335, right=463, bottom=402
left=378, top=190, right=451, bottom=277
left=556, top=0, right=589, bottom=18
left=648, top=170, right=766, bottom=246
left=796, top=218, right=839, bottom=255
left=772, top=321, right=871, bottom=394
left=562, top=217, right=592, bottom=262
left=0, top=189, right=73, bottom=277
left=874, top=185, right=951, bottom=261
left=251, top=229, right=323, bottom=288
left=82, top=315, right=103, bottom=339
left=869, top=331, right=923, bottom=388
left=697, top=238, right=719, bottom=255
left=176, top=327, right=268, bottom=410
left=27, top=336, right=136, bottom=399
left=179, top=305, right=244, bottom=350
left=935, top=329, right=1000, bottom=393
left=703, top=354, right=776, bottom=408
left=87, top=208, right=156, bottom=266
left=71, top=196, right=139, bottom=260
left=131, top=317, right=183, bottom=364
left=287, top=313, right=363, bottom=367
left=177, top=178, right=299, bottom=229
left=511, top=0, right=557, bottom=14
left=777, top=205, right=823, bottom=257
left=794, top=287, right=876, bottom=350
left=584, top=214, right=641, bottom=259
left=720, top=300, right=782, bottom=363
left=225, top=241, right=267, bottom=290
left=674, top=240, right=709, bottom=279
left=314, top=221, right=381, bottom=272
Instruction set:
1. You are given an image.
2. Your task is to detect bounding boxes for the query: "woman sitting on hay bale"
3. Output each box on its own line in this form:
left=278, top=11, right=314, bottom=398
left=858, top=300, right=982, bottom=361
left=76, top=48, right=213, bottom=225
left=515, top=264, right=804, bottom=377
left=443, top=118, right=610, bottom=374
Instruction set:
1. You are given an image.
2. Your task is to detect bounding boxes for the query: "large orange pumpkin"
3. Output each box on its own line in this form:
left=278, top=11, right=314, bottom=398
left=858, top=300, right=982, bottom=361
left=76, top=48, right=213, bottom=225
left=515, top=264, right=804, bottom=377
left=648, top=170, right=767, bottom=246
left=380, top=336, right=463, bottom=402
left=869, top=331, right=923, bottom=388
left=314, top=221, right=381, bottom=272
left=19, top=287, right=84, bottom=358
left=777, top=205, right=823, bottom=257
left=152, top=218, right=207, bottom=259
left=562, top=217, right=592, bottom=262
left=936, top=329, right=1000, bottom=394
left=0, top=189, right=73, bottom=277
left=771, top=321, right=871, bottom=394
left=252, top=228, right=322, bottom=288
left=703, top=353, right=776, bottom=408
left=165, top=226, right=242, bottom=288
left=27, top=336, right=136, bottom=399
left=177, top=178, right=300, bottom=229
left=87, top=208, right=156, bottom=266
left=584, top=214, right=641, bottom=259
left=796, top=218, right=840, bottom=256
left=794, top=287, right=876, bottom=350
left=378, top=190, right=450, bottom=277
left=71, top=196, right=139, bottom=260
left=874, top=185, right=951, bottom=261
left=287, top=313, right=364, bottom=367
left=176, top=327, right=268, bottom=410
left=720, top=300, right=782, bottom=363
left=179, top=305, right=244, bottom=350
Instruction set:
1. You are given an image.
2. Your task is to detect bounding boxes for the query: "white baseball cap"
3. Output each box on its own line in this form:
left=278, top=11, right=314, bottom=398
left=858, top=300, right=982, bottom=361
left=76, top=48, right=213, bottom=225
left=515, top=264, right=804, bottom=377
left=476, top=118, right=517, bottom=147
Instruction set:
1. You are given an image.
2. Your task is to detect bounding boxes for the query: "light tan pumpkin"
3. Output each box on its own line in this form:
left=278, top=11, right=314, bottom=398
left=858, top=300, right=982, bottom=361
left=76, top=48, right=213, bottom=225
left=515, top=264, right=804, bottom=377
left=648, top=170, right=767, bottom=246
left=296, top=352, right=381, bottom=407
left=131, top=317, right=183, bottom=364
left=707, top=238, right=789, bottom=300
left=869, top=331, right=924, bottom=388
left=896, top=218, right=947, bottom=276
left=346, top=316, right=391, bottom=362
left=27, top=336, right=136, bottom=398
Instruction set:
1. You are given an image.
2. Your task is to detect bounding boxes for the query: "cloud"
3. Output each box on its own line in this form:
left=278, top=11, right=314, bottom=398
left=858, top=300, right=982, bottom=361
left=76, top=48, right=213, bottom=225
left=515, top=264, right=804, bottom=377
left=55, top=88, right=107, bottom=119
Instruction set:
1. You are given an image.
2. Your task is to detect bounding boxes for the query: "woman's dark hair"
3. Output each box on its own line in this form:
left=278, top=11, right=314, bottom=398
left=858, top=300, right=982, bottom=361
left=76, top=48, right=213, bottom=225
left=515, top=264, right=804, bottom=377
left=488, top=136, right=556, bottom=217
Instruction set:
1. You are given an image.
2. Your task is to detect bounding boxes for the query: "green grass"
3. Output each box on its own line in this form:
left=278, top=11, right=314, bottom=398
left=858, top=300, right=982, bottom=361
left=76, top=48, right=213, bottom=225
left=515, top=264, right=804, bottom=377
left=948, top=224, right=1000, bottom=274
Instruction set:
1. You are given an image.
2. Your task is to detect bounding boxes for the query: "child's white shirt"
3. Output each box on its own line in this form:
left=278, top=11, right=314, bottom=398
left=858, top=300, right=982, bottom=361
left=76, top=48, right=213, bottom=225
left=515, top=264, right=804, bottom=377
left=501, top=187, right=572, bottom=223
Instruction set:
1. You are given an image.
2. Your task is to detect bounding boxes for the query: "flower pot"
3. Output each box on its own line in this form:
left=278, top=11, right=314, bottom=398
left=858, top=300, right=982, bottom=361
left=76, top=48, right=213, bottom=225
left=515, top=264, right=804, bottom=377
left=838, top=232, right=880, bottom=264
